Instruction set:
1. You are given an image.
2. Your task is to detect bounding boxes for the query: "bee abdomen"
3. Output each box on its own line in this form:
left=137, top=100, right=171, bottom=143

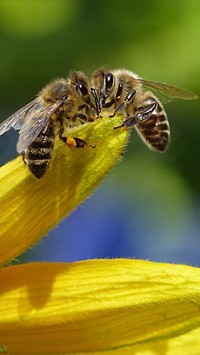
left=26, top=147, right=52, bottom=161
left=25, top=122, right=55, bottom=179
left=27, top=159, right=51, bottom=179
left=136, top=109, right=170, bottom=152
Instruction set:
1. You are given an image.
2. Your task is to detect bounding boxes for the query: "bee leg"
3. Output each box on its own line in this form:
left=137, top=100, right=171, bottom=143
left=78, top=104, right=87, bottom=111
left=61, top=136, right=95, bottom=149
left=110, top=90, right=136, bottom=118
left=102, top=98, right=115, bottom=108
left=84, top=103, right=97, bottom=121
left=88, top=100, right=99, bottom=116
left=58, top=120, right=95, bottom=148
left=74, top=113, right=94, bottom=123
left=114, top=103, right=156, bottom=129
left=78, top=104, right=95, bottom=121
left=21, top=152, right=26, bottom=165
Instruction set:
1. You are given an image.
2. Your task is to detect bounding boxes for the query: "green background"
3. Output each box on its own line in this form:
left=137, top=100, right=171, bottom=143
left=0, top=0, right=200, bottom=265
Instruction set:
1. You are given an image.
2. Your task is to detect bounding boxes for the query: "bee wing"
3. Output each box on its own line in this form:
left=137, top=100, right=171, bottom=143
left=139, top=79, right=198, bottom=100
left=17, top=100, right=63, bottom=153
left=0, top=99, right=39, bottom=135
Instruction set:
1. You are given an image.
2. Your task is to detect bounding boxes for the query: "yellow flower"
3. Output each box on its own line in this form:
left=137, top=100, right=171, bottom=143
left=0, top=115, right=128, bottom=266
left=0, top=115, right=200, bottom=354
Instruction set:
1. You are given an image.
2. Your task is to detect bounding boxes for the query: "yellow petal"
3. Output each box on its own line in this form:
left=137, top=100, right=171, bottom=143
left=0, top=115, right=128, bottom=265
left=0, top=259, right=200, bottom=354
left=131, top=328, right=200, bottom=355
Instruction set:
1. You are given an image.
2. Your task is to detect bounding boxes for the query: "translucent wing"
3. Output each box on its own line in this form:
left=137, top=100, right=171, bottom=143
left=139, top=79, right=198, bottom=100
left=17, top=100, right=63, bottom=153
left=0, top=99, right=39, bottom=135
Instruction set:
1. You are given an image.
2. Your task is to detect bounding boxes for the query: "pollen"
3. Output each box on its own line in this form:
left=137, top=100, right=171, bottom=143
left=66, top=137, right=77, bottom=147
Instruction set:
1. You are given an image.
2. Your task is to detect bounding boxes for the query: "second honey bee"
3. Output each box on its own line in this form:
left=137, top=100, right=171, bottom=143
left=0, top=71, right=96, bottom=178
left=91, top=68, right=198, bottom=152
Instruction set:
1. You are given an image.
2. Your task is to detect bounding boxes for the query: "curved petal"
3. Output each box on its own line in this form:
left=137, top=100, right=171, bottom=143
left=0, top=260, right=200, bottom=354
left=0, top=115, right=129, bottom=265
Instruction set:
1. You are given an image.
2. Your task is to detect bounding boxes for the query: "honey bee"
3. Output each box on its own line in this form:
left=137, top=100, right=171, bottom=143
left=91, top=67, right=198, bottom=152
left=0, top=71, right=96, bottom=178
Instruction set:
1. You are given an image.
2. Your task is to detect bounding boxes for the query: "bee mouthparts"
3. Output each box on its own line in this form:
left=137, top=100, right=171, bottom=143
left=91, top=88, right=101, bottom=116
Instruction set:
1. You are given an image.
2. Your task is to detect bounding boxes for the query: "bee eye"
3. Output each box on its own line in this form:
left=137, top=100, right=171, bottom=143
left=77, top=81, right=88, bottom=97
left=105, top=73, right=114, bottom=90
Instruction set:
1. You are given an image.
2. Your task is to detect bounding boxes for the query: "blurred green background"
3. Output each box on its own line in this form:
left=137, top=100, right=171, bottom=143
left=0, top=0, right=200, bottom=265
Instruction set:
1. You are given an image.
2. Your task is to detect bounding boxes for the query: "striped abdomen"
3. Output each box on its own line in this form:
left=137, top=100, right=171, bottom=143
left=24, top=120, right=56, bottom=178
left=135, top=95, right=170, bottom=152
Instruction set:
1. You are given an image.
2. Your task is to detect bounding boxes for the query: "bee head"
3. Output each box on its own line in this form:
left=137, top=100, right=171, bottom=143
left=68, top=71, right=98, bottom=114
left=91, top=68, right=115, bottom=115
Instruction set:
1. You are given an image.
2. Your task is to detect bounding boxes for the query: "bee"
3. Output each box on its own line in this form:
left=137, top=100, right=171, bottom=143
left=0, top=71, right=96, bottom=178
left=91, top=67, right=198, bottom=152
